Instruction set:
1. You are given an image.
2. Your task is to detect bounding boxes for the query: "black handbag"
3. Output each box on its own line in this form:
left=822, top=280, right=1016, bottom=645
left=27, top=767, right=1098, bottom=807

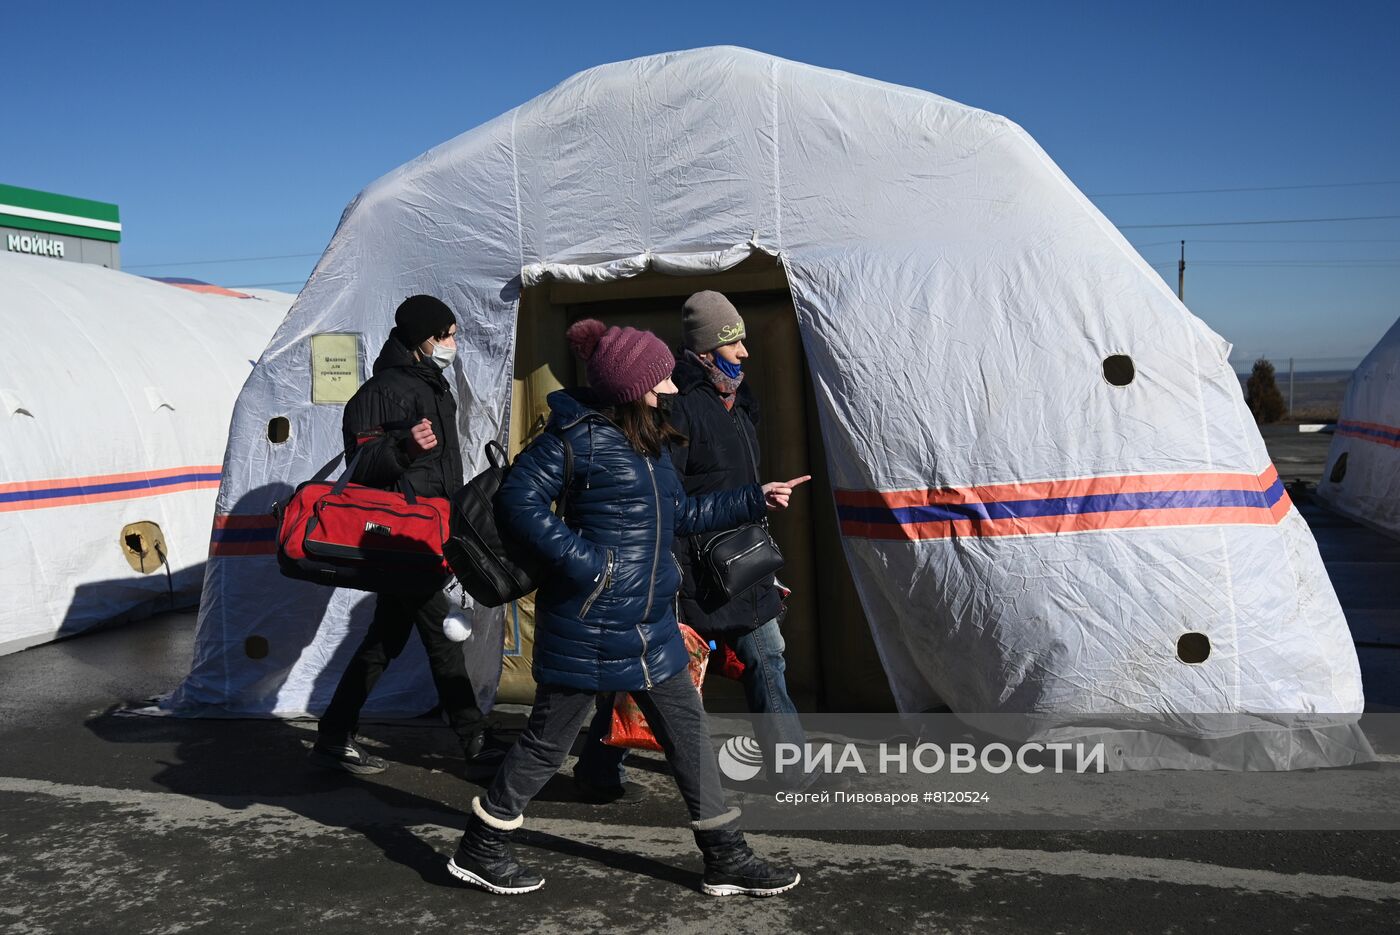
left=698, top=520, right=784, bottom=602
left=443, top=434, right=571, bottom=607
left=694, top=401, right=784, bottom=602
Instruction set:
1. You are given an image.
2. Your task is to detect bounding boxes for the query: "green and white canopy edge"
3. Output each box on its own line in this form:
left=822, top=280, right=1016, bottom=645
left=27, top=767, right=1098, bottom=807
left=166, top=47, right=1365, bottom=768
left=0, top=183, right=122, bottom=242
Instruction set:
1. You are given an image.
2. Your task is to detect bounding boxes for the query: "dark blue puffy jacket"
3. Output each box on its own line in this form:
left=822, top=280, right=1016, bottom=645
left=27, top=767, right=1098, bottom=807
left=495, top=389, right=765, bottom=692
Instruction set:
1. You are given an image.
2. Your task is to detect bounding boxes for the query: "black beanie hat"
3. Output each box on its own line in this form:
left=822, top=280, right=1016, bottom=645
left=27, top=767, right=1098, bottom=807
left=394, top=295, right=456, bottom=349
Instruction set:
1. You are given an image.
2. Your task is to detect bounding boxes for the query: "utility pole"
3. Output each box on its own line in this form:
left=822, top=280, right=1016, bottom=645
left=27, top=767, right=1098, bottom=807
left=1177, top=240, right=1186, bottom=302
left=1289, top=357, right=1295, bottom=417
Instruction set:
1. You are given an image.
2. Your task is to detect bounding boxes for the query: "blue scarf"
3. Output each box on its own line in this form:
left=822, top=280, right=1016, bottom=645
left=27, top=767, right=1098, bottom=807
left=715, top=356, right=743, bottom=379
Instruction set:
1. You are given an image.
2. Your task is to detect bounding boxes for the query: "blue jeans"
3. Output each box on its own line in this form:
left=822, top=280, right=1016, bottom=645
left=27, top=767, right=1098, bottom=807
left=575, top=617, right=805, bottom=786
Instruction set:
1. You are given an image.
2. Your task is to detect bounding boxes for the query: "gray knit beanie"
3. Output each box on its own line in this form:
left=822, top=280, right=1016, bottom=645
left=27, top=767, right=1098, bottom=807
left=682, top=291, right=746, bottom=353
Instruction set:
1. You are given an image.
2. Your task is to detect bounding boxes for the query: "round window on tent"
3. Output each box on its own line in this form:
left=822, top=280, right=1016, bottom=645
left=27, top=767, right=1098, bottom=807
left=267, top=417, right=290, bottom=444
left=120, top=522, right=168, bottom=574
left=1177, top=632, right=1211, bottom=664
left=1103, top=355, right=1136, bottom=387
left=1329, top=452, right=1348, bottom=484
left=244, top=636, right=270, bottom=660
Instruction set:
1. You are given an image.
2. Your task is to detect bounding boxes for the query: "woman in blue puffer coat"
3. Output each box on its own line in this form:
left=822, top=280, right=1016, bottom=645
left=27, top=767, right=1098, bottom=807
left=446, top=318, right=809, bottom=899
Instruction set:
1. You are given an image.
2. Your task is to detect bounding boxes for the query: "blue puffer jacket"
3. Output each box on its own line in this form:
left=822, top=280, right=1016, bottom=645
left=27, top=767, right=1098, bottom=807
left=495, top=389, right=765, bottom=692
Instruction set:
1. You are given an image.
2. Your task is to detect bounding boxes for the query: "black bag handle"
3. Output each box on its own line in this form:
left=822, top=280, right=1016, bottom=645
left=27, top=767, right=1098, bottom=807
left=328, top=447, right=365, bottom=496
left=312, top=450, right=348, bottom=483
left=319, top=444, right=419, bottom=503
left=485, top=429, right=574, bottom=516
left=485, top=439, right=510, bottom=472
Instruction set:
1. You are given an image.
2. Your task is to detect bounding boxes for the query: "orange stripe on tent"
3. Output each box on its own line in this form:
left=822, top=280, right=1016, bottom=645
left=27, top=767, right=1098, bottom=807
left=0, top=465, right=223, bottom=495
left=1337, top=428, right=1400, bottom=449
left=1339, top=419, right=1400, bottom=434
left=212, top=513, right=279, bottom=529
left=0, top=479, right=221, bottom=513
left=841, top=501, right=1293, bottom=542
left=835, top=467, right=1280, bottom=510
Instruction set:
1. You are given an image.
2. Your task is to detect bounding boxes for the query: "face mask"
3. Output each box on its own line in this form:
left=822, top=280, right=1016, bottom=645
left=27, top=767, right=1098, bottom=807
left=429, top=339, right=456, bottom=370
left=714, top=356, right=743, bottom=379
left=654, top=392, right=678, bottom=418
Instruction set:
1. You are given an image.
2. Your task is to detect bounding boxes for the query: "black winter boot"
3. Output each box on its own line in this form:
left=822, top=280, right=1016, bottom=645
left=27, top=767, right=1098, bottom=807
left=693, top=813, right=801, bottom=897
left=308, top=735, right=387, bottom=775
left=462, top=730, right=508, bottom=783
left=447, top=797, right=544, bottom=895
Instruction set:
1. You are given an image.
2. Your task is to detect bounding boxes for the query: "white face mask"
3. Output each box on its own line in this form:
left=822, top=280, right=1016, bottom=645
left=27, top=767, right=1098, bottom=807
left=429, top=340, right=456, bottom=370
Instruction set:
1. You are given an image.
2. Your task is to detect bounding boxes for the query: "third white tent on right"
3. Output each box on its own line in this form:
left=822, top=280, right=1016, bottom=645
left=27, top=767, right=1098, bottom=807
left=1318, top=315, right=1400, bottom=537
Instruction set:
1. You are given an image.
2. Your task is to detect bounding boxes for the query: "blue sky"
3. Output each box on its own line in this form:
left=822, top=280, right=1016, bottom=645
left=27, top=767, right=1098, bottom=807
left=8, top=0, right=1398, bottom=369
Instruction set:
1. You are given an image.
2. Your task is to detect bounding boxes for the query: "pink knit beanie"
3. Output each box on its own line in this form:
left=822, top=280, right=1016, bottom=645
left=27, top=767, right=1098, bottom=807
left=566, top=318, right=675, bottom=404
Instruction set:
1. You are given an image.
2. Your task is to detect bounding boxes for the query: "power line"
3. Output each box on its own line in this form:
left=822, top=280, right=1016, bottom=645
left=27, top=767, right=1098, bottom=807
left=1091, top=180, right=1400, bottom=197
left=1157, top=259, right=1400, bottom=264
left=125, top=252, right=321, bottom=270
left=1119, top=214, right=1400, bottom=230
left=228, top=280, right=307, bottom=289
left=1191, top=260, right=1400, bottom=267
left=1134, top=237, right=1400, bottom=248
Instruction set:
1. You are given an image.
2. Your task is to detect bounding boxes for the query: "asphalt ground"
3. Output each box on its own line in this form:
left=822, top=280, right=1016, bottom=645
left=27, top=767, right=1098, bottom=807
left=3, top=426, right=1400, bottom=934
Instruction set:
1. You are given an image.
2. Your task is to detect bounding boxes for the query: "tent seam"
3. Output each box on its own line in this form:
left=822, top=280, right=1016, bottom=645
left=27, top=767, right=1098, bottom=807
left=510, top=108, right=523, bottom=268
left=771, top=57, right=781, bottom=249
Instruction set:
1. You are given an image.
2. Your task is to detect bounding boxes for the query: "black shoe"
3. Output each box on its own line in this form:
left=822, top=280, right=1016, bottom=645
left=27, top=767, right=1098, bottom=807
left=446, top=798, right=544, bottom=895
left=463, top=730, right=509, bottom=782
left=309, top=736, right=387, bottom=775
left=694, top=827, right=801, bottom=897
left=572, top=774, right=647, bottom=805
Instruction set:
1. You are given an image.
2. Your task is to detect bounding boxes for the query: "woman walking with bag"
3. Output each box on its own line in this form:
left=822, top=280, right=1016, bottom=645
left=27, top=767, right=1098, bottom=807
left=576, top=290, right=806, bottom=794
left=446, top=318, right=808, bottom=897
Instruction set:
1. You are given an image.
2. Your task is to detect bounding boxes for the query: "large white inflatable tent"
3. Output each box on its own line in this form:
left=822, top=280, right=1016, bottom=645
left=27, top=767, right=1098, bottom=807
left=0, top=253, right=291, bottom=653
left=1318, top=315, right=1400, bottom=536
left=164, top=48, right=1363, bottom=764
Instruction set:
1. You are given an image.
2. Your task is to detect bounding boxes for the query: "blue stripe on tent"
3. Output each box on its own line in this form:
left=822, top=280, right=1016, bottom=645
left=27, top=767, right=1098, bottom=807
left=0, top=472, right=224, bottom=504
left=1338, top=422, right=1400, bottom=443
left=209, top=527, right=279, bottom=543
left=837, top=478, right=1287, bottom=527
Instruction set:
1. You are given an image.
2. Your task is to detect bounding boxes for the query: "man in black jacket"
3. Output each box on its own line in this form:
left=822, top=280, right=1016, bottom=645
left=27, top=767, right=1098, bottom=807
left=666, top=292, right=805, bottom=781
left=311, top=295, right=501, bottom=780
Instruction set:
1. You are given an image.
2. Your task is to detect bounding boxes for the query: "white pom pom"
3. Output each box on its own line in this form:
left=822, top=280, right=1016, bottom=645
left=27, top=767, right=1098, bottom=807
left=442, top=614, right=472, bottom=643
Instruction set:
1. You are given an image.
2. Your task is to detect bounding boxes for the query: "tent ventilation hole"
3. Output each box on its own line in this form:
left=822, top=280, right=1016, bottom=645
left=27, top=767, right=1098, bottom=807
left=1103, top=355, right=1136, bottom=386
left=119, top=522, right=168, bottom=574
left=267, top=417, right=290, bottom=444
left=244, top=636, right=270, bottom=660
left=1329, top=452, right=1348, bottom=484
left=1177, top=632, right=1211, bottom=664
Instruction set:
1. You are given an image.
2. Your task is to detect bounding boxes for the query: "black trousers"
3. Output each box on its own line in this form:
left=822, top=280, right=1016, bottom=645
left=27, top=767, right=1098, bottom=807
left=481, top=671, right=729, bottom=825
left=319, top=588, right=484, bottom=744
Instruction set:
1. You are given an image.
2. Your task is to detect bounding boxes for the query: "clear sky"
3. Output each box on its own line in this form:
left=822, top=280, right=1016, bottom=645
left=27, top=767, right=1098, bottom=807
left=8, top=0, right=1397, bottom=370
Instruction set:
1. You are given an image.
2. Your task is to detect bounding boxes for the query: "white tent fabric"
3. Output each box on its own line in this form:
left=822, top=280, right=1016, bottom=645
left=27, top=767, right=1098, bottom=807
left=0, top=253, right=291, bottom=653
left=165, top=48, right=1362, bottom=751
left=1318, top=316, right=1400, bottom=535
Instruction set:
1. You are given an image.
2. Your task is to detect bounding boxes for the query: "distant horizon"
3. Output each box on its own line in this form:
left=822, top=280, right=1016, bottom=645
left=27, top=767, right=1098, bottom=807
left=1230, top=359, right=1361, bottom=375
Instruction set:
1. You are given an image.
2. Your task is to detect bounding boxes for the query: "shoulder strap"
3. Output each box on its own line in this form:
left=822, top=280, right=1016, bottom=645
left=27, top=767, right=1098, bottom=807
left=734, top=407, right=761, bottom=484
left=322, top=443, right=419, bottom=502
left=548, top=425, right=574, bottom=518
left=311, top=451, right=346, bottom=483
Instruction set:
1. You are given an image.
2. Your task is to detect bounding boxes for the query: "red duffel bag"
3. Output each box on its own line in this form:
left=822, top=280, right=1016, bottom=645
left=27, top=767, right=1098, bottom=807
left=604, top=623, right=710, bottom=751
left=274, top=448, right=451, bottom=593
